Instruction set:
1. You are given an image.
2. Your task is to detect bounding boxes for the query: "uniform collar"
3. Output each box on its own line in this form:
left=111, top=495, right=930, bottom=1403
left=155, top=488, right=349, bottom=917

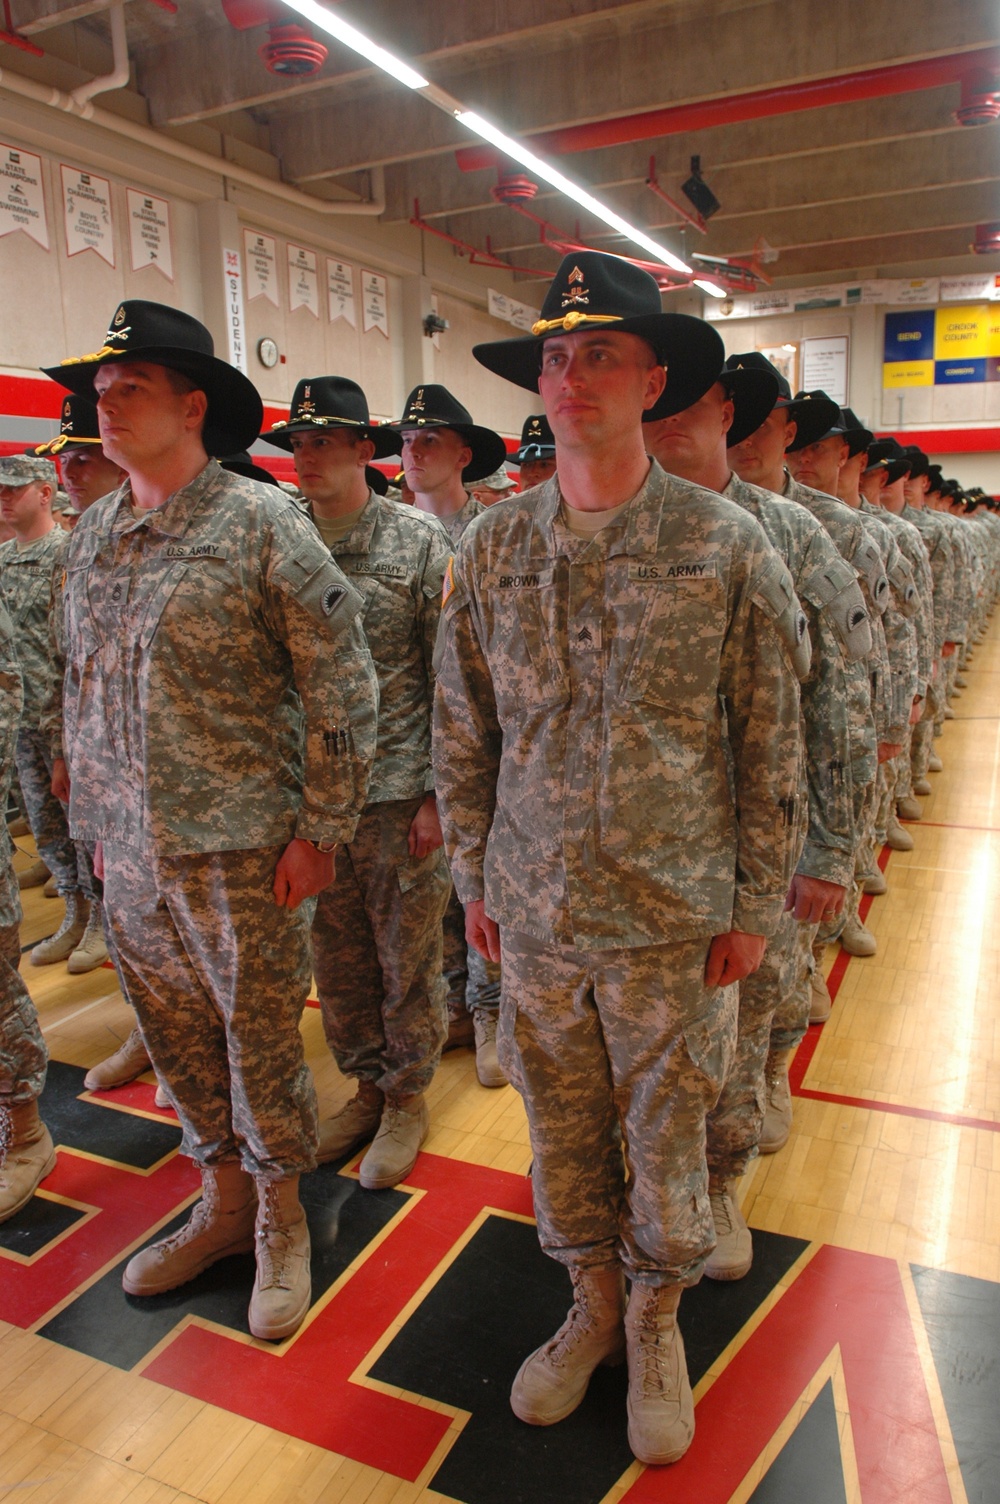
left=310, top=489, right=380, bottom=555
left=531, top=460, right=673, bottom=559
left=109, top=459, right=222, bottom=539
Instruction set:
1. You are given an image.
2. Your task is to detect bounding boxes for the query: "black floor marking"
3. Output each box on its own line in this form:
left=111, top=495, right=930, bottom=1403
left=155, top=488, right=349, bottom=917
left=40, top=1061, right=181, bottom=1171
left=911, top=1263, right=1000, bottom=1504
left=748, top=1378, right=847, bottom=1504
left=370, top=1215, right=809, bottom=1504
left=0, top=1193, right=86, bottom=1258
left=38, top=1161, right=407, bottom=1369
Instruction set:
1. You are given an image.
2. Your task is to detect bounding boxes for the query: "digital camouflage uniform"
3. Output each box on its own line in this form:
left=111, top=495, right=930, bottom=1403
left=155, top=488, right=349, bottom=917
left=782, top=473, right=885, bottom=947
left=309, top=492, right=452, bottom=1103
left=934, top=510, right=973, bottom=724
left=433, top=463, right=803, bottom=1285
left=903, top=503, right=956, bottom=780
left=432, top=493, right=504, bottom=1023
left=62, top=461, right=379, bottom=1179
left=0, top=527, right=85, bottom=899
left=0, top=600, right=46, bottom=1108
left=706, top=473, right=872, bottom=1180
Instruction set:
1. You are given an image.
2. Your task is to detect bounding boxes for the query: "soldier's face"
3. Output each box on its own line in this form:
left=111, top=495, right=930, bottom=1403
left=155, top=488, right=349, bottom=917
left=94, top=362, right=208, bottom=470
left=880, top=476, right=907, bottom=514
left=786, top=434, right=849, bottom=494
left=904, top=472, right=930, bottom=506
left=0, top=480, right=51, bottom=530
left=858, top=461, right=885, bottom=504
left=643, top=382, right=733, bottom=479
left=290, top=429, right=371, bottom=504
left=60, top=446, right=125, bottom=511
left=727, top=407, right=795, bottom=483
left=537, top=331, right=665, bottom=448
left=518, top=457, right=557, bottom=489
left=400, top=428, right=471, bottom=493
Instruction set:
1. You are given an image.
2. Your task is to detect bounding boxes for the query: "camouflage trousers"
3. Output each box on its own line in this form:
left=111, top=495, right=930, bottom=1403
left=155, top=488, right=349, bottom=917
left=911, top=673, right=942, bottom=781
left=0, top=918, right=47, bottom=1105
left=442, top=888, right=502, bottom=1017
left=894, top=724, right=915, bottom=800
left=102, top=841, right=318, bottom=1180
left=706, top=908, right=807, bottom=1180
left=935, top=653, right=959, bottom=731
left=770, top=922, right=818, bottom=1052
left=874, top=758, right=898, bottom=845
left=816, top=772, right=878, bottom=948
left=499, top=929, right=737, bottom=1287
left=14, top=727, right=96, bottom=900
left=313, top=797, right=451, bottom=1103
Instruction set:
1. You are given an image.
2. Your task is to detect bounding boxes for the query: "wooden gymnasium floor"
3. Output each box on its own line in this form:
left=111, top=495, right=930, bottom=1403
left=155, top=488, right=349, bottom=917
left=2, top=622, right=999, bottom=1504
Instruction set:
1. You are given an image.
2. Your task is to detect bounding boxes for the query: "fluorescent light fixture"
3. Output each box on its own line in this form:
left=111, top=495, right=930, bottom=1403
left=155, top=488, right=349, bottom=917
left=782, top=342, right=797, bottom=352
left=281, top=0, right=429, bottom=89
left=693, top=278, right=727, bottom=299
left=454, top=110, right=690, bottom=275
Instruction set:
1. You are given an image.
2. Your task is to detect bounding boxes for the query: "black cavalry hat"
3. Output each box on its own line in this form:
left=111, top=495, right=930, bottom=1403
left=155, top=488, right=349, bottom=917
left=386, top=384, right=507, bottom=484
left=42, top=300, right=263, bottom=458
left=262, top=376, right=400, bottom=461
left=643, top=350, right=777, bottom=445
left=472, top=251, right=724, bottom=412
left=218, top=451, right=282, bottom=487
left=901, top=445, right=931, bottom=480
left=785, top=390, right=846, bottom=452
left=865, top=436, right=911, bottom=485
left=839, top=408, right=875, bottom=459
left=512, top=412, right=556, bottom=465
left=721, top=352, right=842, bottom=449
left=35, top=394, right=102, bottom=456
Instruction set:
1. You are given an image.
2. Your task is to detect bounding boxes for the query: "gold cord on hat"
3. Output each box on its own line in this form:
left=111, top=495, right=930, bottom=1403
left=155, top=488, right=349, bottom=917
left=59, top=344, right=122, bottom=367
left=530, top=312, right=624, bottom=336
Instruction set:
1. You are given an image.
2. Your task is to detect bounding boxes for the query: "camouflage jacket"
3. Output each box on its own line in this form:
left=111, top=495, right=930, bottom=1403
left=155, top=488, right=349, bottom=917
left=61, top=460, right=379, bottom=857
left=0, top=598, right=24, bottom=929
left=857, top=508, right=919, bottom=739
left=903, top=504, right=956, bottom=653
left=305, top=491, right=450, bottom=805
left=782, top=472, right=895, bottom=743
left=430, top=495, right=488, bottom=545
left=725, top=473, right=872, bottom=888
left=935, top=510, right=975, bottom=641
left=0, top=527, right=66, bottom=730
left=433, top=463, right=804, bottom=949
left=862, top=501, right=934, bottom=695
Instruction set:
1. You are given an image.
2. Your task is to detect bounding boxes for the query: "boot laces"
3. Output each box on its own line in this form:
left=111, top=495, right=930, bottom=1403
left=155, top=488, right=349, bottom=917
left=709, top=1184, right=737, bottom=1237
left=255, top=1185, right=297, bottom=1290
left=631, top=1302, right=681, bottom=1397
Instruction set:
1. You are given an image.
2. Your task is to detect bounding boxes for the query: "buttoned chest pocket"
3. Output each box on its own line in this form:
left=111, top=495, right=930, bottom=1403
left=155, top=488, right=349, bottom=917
left=6, top=565, right=50, bottom=627
left=357, top=572, right=416, bottom=662
left=63, top=542, right=102, bottom=656
left=619, top=580, right=725, bottom=719
left=483, top=586, right=567, bottom=718
left=134, top=552, right=243, bottom=651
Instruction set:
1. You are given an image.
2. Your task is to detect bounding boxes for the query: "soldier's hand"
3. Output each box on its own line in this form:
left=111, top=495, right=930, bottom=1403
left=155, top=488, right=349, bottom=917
left=408, top=794, right=444, bottom=859
left=51, top=756, right=71, bottom=804
left=466, top=899, right=501, bottom=964
left=942, top=642, right=957, bottom=658
left=909, top=696, right=923, bottom=726
left=93, top=840, right=104, bottom=881
left=273, top=838, right=335, bottom=909
left=877, top=741, right=903, bottom=763
left=704, top=930, right=766, bottom=988
left=784, top=874, right=847, bottom=924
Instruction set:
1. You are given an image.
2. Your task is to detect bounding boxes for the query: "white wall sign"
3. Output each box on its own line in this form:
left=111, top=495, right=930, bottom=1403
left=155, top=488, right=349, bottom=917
left=287, top=242, right=319, bottom=316
left=0, top=143, right=49, bottom=249
left=488, top=285, right=539, bottom=330
left=890, top=277, right=940, bottom=306
left=61, top=165, right=114, bottom=265
left=801, top=334, right=849, bottom=405
left=327, top=258, right=356, bottom=325
left=361, top=269, right=388, bottom=336
left=126, top=188, right=173, bottom=278
left=940, top=274, right=1000, bottom=303
left=243, top=229, right=279, bottom=305
left=223, top=246, right=247, bottom=375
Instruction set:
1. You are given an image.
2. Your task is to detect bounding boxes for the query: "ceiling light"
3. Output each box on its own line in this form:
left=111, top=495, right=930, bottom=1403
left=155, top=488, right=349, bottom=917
left=280, top=0, right=429, bottom=89
left=279, top=0, right=691, bottom=277
left=782, top=343, right=797, bottom=352
left=693, top=278, right=727, bottom=299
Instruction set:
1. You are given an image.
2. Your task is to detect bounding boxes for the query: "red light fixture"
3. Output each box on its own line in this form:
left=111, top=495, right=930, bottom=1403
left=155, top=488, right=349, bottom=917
left=491, top=171, right=539, bottom=206
left=971, top=222, right=1000, bottom=254
left=954, top=70, right=1000, bottom=125
left=258, top=21, right=327, bottom=74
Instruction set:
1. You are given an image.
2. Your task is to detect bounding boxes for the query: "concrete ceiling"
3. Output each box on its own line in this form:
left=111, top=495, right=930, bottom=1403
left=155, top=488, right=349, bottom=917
left=5, top=0, right=999, bottom=287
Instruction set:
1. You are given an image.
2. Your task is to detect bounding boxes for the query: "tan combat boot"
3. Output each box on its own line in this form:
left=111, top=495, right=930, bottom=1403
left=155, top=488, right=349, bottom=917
left=30, top=893, right=89, bottom=966
left=473, top=1008, right=506, bottom=1089
left=122, top=1162, right=256, bottom=1295
left=316, top=1079, right=382, bottom=1163
left=912, top=776, right=933, bottom=796
left=43, top=874, right=59, bottom=898
left=84, top=1028, right=151, bottom=1091
left=704, top=1177, right=752, bottom=1281
left=444, top=1000, right=475, bottom=1052
left=67, top=900, right=110, bottom=974
left=249, top=1176, right=311, bottom=1341
left=0, top=1099, right=57, bottom=1224
left=17, top=858, right=49, bottom=891
left=625, top=1284, right=694, bottom=1465
left=760, top=1048, right=794, bottom=1153
left=928, top=752, right=943, bottom=772
left=359, top=1094, right=429, bottom=1189
left=809, top=963, right=832, bottom=1022
left=511, top=1264, right=625, bottom=1425
left=896, top=794, right=923, bottom=822
left=840, top=913, right=877, bottom=955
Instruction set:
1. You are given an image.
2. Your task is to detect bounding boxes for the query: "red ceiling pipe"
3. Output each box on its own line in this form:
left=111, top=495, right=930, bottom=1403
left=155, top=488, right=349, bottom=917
left=455, top=46, right=1000, bottom=171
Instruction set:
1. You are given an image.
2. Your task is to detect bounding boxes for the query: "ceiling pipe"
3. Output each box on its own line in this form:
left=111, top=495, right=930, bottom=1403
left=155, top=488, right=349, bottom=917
left=0, top=61, right=385, bottom=213
left=69, top=0, right=128, bottom=111
left=455, top=46, right=1000, bottom=171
